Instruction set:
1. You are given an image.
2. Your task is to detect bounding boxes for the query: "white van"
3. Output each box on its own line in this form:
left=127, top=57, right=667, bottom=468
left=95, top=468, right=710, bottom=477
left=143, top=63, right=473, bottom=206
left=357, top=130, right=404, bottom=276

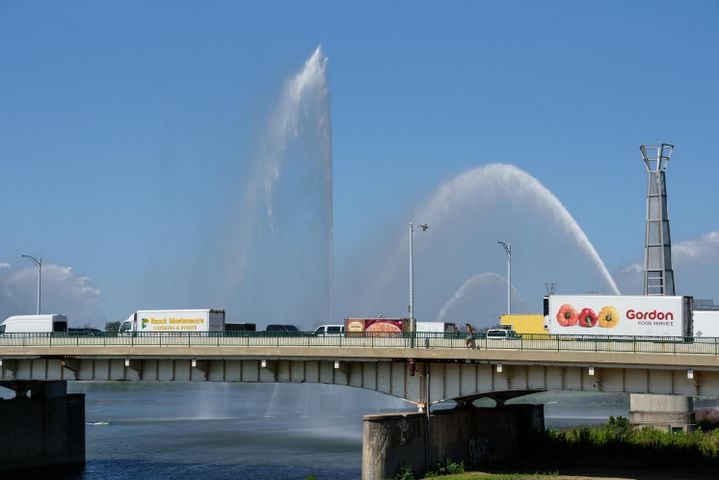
left=0, top=314, right=68, bottom=334
left=486, top=328, right=519, bottom=339
left=313, top=324, right=345, bottom=336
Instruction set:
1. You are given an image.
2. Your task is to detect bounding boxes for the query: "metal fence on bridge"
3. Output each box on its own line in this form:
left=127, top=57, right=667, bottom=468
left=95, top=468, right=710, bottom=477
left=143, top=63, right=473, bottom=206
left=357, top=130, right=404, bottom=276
left=1, top=331, right=718, bottom=355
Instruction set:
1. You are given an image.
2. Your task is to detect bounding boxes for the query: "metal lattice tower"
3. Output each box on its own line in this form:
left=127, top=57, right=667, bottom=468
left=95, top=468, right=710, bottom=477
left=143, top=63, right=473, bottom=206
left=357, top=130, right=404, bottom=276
left=640, top=143, right=675, bottom=296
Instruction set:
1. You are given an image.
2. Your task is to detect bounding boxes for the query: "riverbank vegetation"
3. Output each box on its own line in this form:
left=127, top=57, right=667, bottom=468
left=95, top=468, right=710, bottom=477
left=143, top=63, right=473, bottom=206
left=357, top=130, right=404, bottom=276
left=527, top=416, right=719, bottom=470
left=387, top=416, right=719, bottom=480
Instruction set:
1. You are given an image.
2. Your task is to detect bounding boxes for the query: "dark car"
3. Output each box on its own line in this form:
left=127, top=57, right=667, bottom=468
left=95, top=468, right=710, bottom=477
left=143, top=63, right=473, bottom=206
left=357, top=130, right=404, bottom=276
left=225, top=322, right=257, bottom=332
left=265, top=324, right=302, bottom=335
left=68, top=327, right=103, bottom=336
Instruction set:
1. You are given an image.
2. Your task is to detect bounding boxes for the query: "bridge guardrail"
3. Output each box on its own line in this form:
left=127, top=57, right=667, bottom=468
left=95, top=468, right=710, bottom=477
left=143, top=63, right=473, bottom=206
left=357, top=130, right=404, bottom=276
left=0, top=331, right=718, bottom=355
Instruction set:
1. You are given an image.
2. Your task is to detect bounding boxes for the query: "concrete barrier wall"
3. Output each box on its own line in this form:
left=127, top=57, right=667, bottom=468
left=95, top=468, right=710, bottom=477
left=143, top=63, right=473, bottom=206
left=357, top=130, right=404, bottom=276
left=362, top=404, right=544, bottom=480
left=630, top=393, right=696, bottom=431
left=0, top=382, right=85, bottom=472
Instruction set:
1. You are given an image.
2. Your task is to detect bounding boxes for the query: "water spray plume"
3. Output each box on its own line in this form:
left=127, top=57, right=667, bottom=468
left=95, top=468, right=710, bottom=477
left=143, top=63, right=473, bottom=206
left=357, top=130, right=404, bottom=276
left=264, top=46, right=331, bottom=228
left=435, top=272, right=527, bottom=324
left=362, top=163, right=619, bottom=318
left=423, top=164, right=619, bottom=295
left=229, top=46, right=332, bottom=327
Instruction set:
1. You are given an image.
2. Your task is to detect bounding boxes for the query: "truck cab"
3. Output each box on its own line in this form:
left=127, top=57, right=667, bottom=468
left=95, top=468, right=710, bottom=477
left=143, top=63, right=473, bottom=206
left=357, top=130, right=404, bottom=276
left=118, top=313, right=135, bottom=334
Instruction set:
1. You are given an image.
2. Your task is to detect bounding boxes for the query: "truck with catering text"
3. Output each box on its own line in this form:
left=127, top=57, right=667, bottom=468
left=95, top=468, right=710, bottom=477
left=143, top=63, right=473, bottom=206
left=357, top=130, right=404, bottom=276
left=119, top=309, right=225, bottom=334
left=545, top=295, right=693, bottom=337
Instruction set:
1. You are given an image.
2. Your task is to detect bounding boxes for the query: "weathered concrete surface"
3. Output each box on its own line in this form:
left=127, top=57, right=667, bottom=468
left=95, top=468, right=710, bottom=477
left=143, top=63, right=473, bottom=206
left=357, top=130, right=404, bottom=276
left=363, top=411, right=427, bottom=480
left=362, top=404, right=544, bottom=480
left=630, top=393, right=696, bottom=432
left=0, top=381, right=85, bottom=472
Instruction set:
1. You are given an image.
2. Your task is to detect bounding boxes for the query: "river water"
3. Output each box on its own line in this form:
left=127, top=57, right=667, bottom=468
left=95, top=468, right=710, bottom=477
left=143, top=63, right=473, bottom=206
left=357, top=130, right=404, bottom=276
left=19, top=382, right=631, bottom=480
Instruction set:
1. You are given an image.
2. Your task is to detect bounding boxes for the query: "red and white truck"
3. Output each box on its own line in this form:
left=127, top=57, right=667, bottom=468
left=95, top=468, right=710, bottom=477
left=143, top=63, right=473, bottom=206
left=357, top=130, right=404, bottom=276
left=545, top=295, right=693, bottom=337
left=344, top=318, right=407, bottom=336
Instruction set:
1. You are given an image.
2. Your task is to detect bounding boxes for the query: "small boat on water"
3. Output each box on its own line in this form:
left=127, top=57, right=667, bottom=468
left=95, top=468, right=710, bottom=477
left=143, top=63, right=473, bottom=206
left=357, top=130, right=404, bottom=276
left=87, top=420, right=112, bottom=426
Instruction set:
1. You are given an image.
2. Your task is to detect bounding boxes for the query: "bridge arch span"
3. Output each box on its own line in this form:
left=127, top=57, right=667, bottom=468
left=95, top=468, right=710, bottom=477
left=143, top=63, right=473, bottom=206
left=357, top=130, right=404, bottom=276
left=3, top=355, right=716, bottom=405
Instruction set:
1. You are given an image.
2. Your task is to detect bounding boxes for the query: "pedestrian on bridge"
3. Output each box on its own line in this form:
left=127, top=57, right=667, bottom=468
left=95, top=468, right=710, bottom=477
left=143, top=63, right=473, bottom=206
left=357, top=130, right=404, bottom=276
left=465, top=323, right=475, bottom=349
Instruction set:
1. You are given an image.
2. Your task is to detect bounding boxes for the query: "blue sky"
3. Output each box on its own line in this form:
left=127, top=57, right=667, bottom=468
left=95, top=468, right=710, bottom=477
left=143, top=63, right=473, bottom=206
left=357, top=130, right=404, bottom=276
left=1, top=1, right=717, bottom=326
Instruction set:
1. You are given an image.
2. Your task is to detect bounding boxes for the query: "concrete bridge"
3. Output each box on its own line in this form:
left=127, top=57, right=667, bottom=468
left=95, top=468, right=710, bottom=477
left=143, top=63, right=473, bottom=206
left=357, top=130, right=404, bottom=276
left=2, top=333, right=718, bottom=478
left=2, top=334, right=719, bottom=404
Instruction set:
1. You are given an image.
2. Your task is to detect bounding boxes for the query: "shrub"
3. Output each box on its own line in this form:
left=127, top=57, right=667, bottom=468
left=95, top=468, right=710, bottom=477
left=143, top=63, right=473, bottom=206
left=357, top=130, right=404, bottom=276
left=425, top=458, right=465, bottom=476
left=697, top=408, right=719, bottom=430
left=390, top=464, right=416, bottom=480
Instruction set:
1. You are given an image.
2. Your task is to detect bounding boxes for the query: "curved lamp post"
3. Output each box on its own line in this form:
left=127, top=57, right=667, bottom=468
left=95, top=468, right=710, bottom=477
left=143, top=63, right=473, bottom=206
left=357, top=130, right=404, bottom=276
left=409, top=222, right=429, bottom=347
left=20, top=254, right=42, bottom=314
left=496, top=241, right=511, bottom=315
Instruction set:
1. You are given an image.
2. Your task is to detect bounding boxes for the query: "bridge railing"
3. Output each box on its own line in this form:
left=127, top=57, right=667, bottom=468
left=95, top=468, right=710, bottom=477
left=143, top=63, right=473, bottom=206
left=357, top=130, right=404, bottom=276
left=1, top=331, right=719, bottom=355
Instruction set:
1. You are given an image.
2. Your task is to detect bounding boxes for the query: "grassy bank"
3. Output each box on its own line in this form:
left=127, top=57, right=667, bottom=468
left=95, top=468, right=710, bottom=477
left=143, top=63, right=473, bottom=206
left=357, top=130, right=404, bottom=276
left=387, top=417, right=719, bottom=480
left=527, top=416, right=719, bottom=470
left=423, top=474, right=557, bottom=480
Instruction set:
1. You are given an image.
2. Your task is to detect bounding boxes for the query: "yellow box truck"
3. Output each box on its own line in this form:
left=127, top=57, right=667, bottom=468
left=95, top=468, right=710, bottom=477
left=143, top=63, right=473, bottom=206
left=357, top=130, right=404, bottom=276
left=500, top=314, right=547, bottom=338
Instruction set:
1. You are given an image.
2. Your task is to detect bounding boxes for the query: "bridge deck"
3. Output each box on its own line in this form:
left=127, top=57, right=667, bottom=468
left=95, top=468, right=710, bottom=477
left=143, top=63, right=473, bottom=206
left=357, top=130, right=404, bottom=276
left=3, top=335, right=719, bottom=404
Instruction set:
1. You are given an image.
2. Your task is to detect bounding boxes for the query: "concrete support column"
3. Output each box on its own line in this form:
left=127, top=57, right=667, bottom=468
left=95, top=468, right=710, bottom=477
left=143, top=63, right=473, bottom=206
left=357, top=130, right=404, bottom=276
left=362, top=404, right=543, bottom=480
left=629, top=393, right=695, bottom=432
left=0, top=380, right=85, bottom=473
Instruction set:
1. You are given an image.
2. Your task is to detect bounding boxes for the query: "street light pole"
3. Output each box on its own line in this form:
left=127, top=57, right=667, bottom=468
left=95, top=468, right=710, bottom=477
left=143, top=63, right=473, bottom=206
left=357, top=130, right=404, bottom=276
left=20, top=254, right=42, bottom=314
left=496, top=241, right=511, bottom=315
left=409, top=222, right=428, bottom=348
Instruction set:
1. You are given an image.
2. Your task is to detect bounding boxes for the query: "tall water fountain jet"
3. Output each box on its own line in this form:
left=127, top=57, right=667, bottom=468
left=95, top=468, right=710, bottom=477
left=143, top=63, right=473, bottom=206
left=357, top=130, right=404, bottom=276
left=352, top=164, right=619, bottom=320
left=229, top=46, right=332, bottom=327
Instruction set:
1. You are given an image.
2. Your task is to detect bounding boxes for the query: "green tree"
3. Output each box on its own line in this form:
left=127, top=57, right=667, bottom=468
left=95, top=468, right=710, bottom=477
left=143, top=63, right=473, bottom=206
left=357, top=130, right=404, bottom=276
left=105, top=321, right=121, bottom=332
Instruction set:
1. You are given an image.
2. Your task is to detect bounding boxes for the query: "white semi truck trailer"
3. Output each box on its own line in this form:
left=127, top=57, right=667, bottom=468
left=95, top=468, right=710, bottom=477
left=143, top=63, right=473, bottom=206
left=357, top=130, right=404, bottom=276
left=545, top=295, right=693, bottom=337
left=119, top=309, right=225, bottom=333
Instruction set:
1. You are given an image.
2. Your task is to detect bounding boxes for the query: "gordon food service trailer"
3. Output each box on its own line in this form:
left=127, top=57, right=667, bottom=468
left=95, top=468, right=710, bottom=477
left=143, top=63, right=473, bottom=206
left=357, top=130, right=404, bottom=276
left=545, top=295, right=693, bottom=337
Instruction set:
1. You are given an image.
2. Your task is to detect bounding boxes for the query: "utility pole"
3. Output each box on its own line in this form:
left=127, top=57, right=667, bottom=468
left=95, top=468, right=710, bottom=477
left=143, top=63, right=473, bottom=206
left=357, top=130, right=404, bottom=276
left=497, top=241, right=512, bottom=314
left=409, top=222, right=428, bottom=348
left=20, top=254, right=42, bottom=314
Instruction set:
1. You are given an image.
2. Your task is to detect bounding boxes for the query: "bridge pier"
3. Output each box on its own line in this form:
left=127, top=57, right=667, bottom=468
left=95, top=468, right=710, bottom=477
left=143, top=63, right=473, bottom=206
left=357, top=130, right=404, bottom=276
left=629, top=393, right=696, bottom=432
left=0, top=380, right=85, bottom=473
left=362, top=403, right=544, bottom=480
